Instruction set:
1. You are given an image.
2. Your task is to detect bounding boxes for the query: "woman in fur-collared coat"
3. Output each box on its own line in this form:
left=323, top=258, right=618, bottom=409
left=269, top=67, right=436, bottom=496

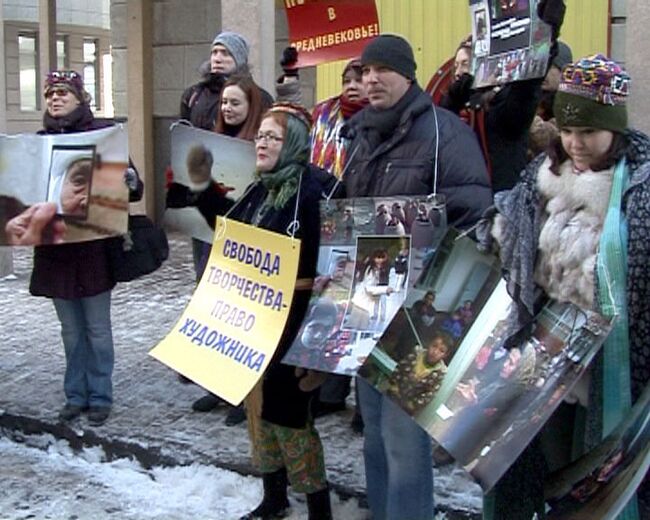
left=484, top=55, right=649, bottom=519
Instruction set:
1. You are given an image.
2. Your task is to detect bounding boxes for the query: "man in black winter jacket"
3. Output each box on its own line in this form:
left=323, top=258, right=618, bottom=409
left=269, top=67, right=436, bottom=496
left=343, top=34, right=491, bottom=520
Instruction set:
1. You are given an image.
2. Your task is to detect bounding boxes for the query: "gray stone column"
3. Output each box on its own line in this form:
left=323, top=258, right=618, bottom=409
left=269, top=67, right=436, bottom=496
left=1, top=3, right=13, bottom=276
left=0, top=247, right=13, bottom=279
left=126, top=0, right=155, bottom=216
left=0, top=1, right=6, bottom=133
left=221, top=0, right=276, bottom=96
left=38, top=0, right=57, bottom=90
left=625, top=0, right=650, bottom=134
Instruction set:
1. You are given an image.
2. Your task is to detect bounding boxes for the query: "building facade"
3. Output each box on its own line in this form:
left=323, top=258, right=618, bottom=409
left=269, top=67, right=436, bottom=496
left=1, top=0, right=111, bottom=133
left=2, top=0, right=648, bottom=219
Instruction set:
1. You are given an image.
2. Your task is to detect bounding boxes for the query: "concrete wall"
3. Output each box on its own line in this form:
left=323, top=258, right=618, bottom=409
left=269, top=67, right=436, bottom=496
left=109, top=1, right=320, bottom=221
left=625, top=0, right=650, bottom=134
left=3, top=0, right=109, bottom=28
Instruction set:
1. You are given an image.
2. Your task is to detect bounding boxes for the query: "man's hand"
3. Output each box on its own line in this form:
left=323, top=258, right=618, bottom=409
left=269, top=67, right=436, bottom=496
left=5, top=202, right=66, bottom=245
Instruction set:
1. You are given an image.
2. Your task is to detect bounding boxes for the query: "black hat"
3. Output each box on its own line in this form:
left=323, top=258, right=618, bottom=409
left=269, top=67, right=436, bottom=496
left=361, top=34, right=416, bottom=80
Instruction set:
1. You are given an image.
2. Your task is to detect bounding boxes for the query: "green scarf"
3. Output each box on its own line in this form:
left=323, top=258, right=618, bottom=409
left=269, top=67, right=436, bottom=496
left=596, top=157, right=639, bottom=520
left=257, top=115, right=310, bottom=213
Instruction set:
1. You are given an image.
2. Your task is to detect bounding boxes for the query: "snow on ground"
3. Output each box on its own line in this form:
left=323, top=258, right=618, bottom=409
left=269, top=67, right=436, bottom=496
left=0, top=434, right=369, bottom=520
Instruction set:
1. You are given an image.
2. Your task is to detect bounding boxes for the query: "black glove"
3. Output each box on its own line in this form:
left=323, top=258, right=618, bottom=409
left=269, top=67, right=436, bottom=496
left=537, top=0, right=566, bottom=39
left=442, top=73, right=474, bottom=113
left=165, top=182, right=196, bottom=209
left=280, top=46, right=299, bottom=79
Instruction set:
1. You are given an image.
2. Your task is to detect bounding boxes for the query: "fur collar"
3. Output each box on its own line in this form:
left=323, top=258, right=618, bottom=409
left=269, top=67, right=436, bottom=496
left=536, top=157, right=614, bottom=222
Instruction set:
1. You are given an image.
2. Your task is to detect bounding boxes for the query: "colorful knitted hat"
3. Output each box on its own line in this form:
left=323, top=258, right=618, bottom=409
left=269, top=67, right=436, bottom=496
left=211, top=31, right=249, bottom=70
left=44, top=70, right=87, bottom=102
left=361, top=34, right=416, bottom=80
left=342, top=58, right=362, bottom=78
left=267, top=102, right=313, bottom=131
left=554, top=54, right=629, bottom=133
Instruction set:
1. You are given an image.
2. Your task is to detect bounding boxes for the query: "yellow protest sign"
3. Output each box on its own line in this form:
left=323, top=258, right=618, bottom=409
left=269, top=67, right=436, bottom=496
left=150, top=218, right=300, bottom=405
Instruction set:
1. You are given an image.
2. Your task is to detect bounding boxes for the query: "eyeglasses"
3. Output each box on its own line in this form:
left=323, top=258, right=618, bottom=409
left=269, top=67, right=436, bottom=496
left=45, top=88, right=72, bottom=99
left=254, top=133, right=283, bottom=144
left=48, top=70, right=80, bottom=81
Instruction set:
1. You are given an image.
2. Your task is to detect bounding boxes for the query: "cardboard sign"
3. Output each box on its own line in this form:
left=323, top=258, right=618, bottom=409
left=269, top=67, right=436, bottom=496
left=150, top=218, right=300, bottom=405
left=284, top=0, right=380, bottom=67
left=163, top=123, right=256, bottom=243
left=469, top=0, right=552, bottom=88
left=0, top=125, right=129, bottom=245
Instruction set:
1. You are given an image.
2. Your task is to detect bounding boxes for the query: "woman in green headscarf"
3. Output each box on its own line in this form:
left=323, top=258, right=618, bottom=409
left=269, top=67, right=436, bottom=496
left=194, top=103, right=334, bottom=519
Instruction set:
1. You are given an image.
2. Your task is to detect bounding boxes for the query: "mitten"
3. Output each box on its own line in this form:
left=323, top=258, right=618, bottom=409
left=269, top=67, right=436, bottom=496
left=165, top=182, right=195, bottom=208
left=537, top=0, right=566, bottom=39
left=295, top=367, right=328, bottom=392
left=123, top=167, right=139, bottom=191
left=280, top=46, right=299, bottom=78
left=164, top=165, right=174, bottom=189
left=443, top=73, right=474, bottom=113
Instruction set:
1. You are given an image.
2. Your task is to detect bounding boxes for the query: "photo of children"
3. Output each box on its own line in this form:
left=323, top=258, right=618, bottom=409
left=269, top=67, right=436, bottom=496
left=359, top=229, right=502, bottom=420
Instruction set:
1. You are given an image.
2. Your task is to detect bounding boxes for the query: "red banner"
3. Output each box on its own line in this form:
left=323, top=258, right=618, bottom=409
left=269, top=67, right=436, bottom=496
left=284, top=0, right=380, bottom=67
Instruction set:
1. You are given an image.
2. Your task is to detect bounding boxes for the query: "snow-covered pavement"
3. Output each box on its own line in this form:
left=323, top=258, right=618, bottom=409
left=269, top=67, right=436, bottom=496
left=0, top=235, right=482, bottom=519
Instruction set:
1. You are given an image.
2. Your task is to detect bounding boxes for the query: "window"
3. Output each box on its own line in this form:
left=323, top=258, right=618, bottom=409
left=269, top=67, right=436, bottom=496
left=83, top=39, right=100, bottom=110
left=57, top=36, right=69, bottom=69
left=18, top=33, right=39, bottom=111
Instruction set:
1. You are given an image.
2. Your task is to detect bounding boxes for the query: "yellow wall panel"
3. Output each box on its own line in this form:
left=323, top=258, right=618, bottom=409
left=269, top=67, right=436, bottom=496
left=316, top=0, right=610, bottom=103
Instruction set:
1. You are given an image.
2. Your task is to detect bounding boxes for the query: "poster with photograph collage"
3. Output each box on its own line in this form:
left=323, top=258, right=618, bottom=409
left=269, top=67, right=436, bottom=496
left=470, top=0, right=552, bottom=88
left=357, top=228, right=616, bottom=493
left=428, top=293, right=614, bottom=491
left=281, top=195, right=447, bottom=375
left=358, top=229, right=503, bottom=420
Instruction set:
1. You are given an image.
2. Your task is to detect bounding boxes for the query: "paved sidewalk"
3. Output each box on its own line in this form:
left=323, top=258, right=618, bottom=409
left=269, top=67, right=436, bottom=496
left=0, top=233, right=481, bottom=517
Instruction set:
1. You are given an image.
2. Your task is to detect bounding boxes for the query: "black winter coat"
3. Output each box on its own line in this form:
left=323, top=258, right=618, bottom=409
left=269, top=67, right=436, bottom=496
left=344, top=87, right=492, bottom=229
left=30, top=104, right=143, bottom=300
left=476, top=79, right=542, bottom=193
left=199, top=168, right=323, bottom=428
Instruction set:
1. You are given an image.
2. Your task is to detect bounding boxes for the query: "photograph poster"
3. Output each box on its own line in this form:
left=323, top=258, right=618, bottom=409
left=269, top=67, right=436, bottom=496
left=545, top=384, right=649, bottom=520
left=469, top=0, right=552, bottom=88
left=358, top=228, right=502, bottom=418
left=429, top=296, right=613, bottom=491
left=282, top=194, right=447, bottom=375
left=1, top=125, right=129, bottom=245
left=164, top=123, right=256, bottom=243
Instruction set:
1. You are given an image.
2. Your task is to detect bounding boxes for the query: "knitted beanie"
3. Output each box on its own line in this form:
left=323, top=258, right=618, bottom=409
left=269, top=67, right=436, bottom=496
left=361, top=34, right=416, bottom=80
left=211, top=31, right=249, bottom=69
left=554, top=54, right=629, bottom=133
left=44, top=70, right=87, bottom=102
left=552, top=41, right=573, bottom=71
left=342, top=58, right=362, bottom=79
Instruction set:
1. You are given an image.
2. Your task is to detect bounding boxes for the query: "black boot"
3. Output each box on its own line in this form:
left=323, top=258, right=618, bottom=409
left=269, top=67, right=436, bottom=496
left=239, top=467, right=290, bottom=520
left=306, top=486, right=332, bottom=520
